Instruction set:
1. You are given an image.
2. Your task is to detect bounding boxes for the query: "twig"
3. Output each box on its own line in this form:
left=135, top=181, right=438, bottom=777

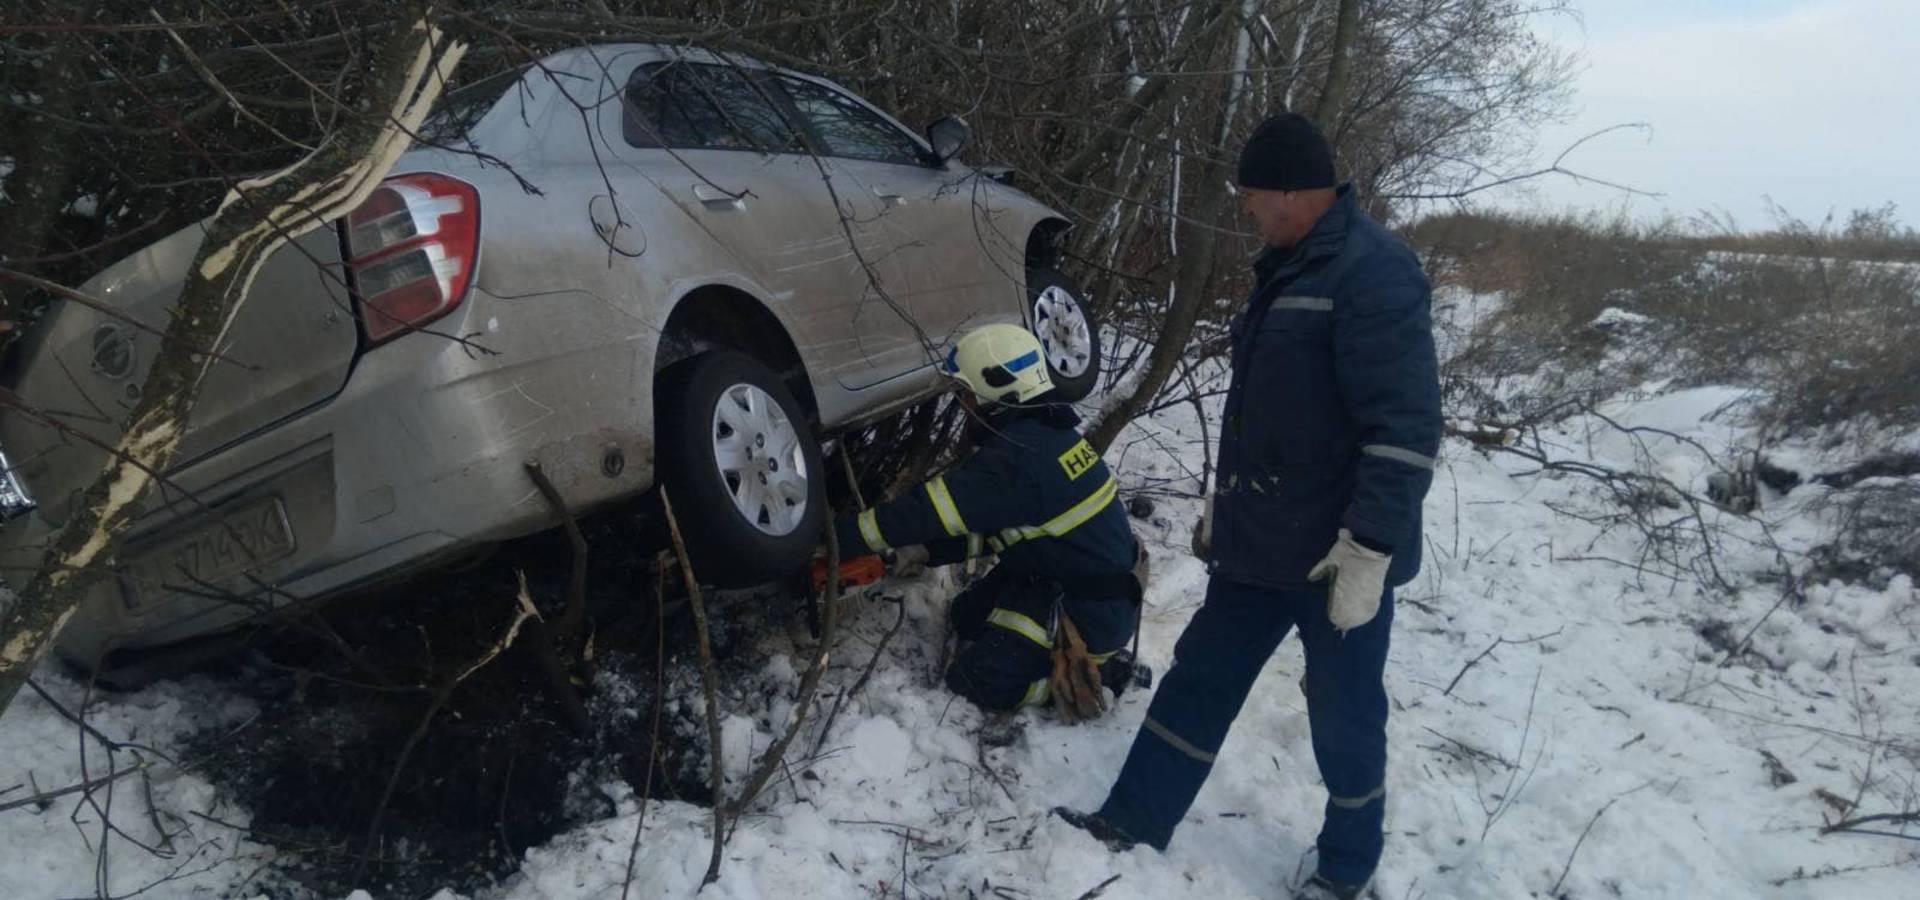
left=1550, top=797, right=1617, bottom=895
left=1481, top=669, right=1545, bottom=841
left=24, top=679, right=174, bottom=762
left=660, top=485, right=728, bottom=888
left=727, top=502, right=842, bottom=818
left=621, top=562, right=672, bottom=900
left=525, top=461, right=590, bottom=650
left=1820, top=811, right=1920, bottom=840
left=361, top=576, right=535, bottom=858
left=1444, top=629, right=1562, bottom=697
left=1075, top=873, right=1124, bottom=899
left=809, top=598, right=906, bottom=760
left=0, top=763, right=151, bottom=814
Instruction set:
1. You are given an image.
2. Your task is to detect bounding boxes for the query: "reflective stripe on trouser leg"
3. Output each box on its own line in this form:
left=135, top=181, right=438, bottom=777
left=1299, top=584, right=1395, bottom=886
left=856, top=509, right=889, bottom=552
left=946, top=582, right=1058, bottom=712
left=1096, top=578, right=1298, bottom=850
left=946, top=620, right=1054, bottom=711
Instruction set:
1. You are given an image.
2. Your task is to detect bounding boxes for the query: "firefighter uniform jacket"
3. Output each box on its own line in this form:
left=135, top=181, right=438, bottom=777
left=834, top=405, right=1136, bottom=587
left=833, top=405, right=1139, bottom=708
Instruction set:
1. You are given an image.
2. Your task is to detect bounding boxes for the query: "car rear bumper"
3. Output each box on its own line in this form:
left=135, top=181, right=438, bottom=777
left=0, top=284, right=659, bottom=664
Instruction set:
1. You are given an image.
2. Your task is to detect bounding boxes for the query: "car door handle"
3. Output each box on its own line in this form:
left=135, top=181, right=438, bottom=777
left=871, top=186, right=905, bottom=206
left=692, top=184, right=744, bottom=209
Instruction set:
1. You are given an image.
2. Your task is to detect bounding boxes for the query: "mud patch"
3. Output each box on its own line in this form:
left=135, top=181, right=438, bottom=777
left=179, top=512, right=796, bottom=898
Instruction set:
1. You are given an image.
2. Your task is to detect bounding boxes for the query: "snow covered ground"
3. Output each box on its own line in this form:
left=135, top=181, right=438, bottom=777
left=4, top=325, right=1918, bottom=898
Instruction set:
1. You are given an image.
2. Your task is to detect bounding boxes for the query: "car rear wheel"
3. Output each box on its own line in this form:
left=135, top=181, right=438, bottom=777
left=657, top=351, right=825, bottom=587
left=1027, top=266, right=1102, bottom=402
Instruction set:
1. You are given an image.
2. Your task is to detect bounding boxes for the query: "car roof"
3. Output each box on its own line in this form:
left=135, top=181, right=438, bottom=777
left=536, top=43, right=782, bottom=79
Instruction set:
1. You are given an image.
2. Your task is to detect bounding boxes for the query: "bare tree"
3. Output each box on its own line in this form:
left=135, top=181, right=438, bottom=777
left=1310, top=0, right=1361, bottom=127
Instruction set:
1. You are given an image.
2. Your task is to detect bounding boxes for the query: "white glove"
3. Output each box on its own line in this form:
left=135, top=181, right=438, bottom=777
left=1191, top=494, right=1214, bottom=560
left=1307, top=529, right=1390, bottom=632
left=890, top=544, right=931, bottom=578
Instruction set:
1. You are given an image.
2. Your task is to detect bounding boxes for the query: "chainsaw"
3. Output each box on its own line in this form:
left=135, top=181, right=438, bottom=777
left=800, top=553, right=890, bottom=637
left=809, top=553, right=888, bottom=594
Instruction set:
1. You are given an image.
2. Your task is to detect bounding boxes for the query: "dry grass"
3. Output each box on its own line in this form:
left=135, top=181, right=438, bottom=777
left=1407, top=209, right=1920, bottom=434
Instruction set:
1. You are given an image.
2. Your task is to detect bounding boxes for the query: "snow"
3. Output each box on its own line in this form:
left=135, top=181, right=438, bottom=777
left=4, top=302, right=1919, bottom=898
left=1592, top=306, right=1653, bottom=329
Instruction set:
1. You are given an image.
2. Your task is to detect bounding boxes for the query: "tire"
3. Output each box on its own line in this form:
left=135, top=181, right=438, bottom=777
left=656, top=351, right=826, bottom=587
left=1027, top=266, right=1102, bottom=402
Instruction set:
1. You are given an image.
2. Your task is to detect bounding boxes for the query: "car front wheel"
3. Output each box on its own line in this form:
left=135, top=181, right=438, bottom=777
left=1027, top=266, right=1102, bottom=402
left=656, top=351, right=825, bottom=587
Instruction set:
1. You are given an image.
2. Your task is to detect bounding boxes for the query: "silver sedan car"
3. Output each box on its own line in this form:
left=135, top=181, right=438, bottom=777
left=0, top=45, right=1102, bottom=672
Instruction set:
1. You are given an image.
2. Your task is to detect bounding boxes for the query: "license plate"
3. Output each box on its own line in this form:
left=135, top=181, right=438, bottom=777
left=122, top=497, right=296, bottom=611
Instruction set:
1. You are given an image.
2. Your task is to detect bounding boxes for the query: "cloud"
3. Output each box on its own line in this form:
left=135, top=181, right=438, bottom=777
left=1491, top=0, right=1920, bottom=228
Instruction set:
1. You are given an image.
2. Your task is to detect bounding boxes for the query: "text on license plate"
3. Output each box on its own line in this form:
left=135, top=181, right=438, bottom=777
left=122, top=497, right=296, bottom=610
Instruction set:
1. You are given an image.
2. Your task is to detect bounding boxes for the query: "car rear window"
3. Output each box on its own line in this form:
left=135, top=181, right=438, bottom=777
left=624, top=62, right=801, bottom=152
left=415, top=65, right=528, bottom=147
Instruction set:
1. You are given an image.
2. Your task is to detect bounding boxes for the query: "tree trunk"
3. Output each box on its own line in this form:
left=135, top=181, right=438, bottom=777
left=1309, top=0, right=1361, bottom=129
left=0, top=22, right=90, bottom=333
left=1085, top=6, right=1246, bottom=451
left=0, top=17, right=468, bottom=716
left=1089, top=0, right=1366, bottom=451
left=1086, top=176, right=1232, bottom=452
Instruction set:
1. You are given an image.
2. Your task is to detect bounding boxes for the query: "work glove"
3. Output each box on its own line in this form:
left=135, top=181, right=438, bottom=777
left=889, top=544, right=931, bottom=578
left=1190, top=494, right=1214, bottom=560
left=1048, top=611, right=1108, bottom=723
left=1307, top=528, right=1390, bottom=633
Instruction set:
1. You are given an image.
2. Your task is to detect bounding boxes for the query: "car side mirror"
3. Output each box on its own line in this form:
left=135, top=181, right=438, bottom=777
left=927, top=115, right=970, bottom=164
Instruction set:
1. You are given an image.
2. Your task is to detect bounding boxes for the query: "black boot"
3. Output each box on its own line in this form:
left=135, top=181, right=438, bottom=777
left=1099, top=649, right=1153, bottom=696
left=1051, top=807, right=1140, bottom=852
left=1294, top=873, right=1368, bottom=900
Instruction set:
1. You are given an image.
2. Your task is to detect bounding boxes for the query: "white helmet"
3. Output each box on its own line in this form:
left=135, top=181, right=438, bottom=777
left=943, top=323, right=1055, bottom=405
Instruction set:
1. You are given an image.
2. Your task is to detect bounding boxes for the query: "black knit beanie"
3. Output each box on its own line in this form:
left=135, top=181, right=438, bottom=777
left=1236, top=113, right=1336, bottom=191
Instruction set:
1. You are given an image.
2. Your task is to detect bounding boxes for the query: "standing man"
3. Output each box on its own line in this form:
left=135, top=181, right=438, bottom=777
left=831, top=324, right=1145, bottom=717
left=1057, top=113, right=1441, bottom=899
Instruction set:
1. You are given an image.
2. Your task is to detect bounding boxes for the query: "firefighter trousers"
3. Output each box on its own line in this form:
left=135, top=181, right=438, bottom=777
left=944, top=567, right=1137, bottom=711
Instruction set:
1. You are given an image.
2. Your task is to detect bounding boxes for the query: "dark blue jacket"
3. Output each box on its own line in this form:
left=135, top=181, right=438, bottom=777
left=1210, top=186, right=1441, bottom=589
left=835, top=405, right=1137, bottom=594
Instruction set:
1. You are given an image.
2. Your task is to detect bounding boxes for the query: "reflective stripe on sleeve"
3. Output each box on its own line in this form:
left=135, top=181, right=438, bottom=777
left=1362, top=444, right=1437, bottom=470
left=983, top=474, right=1119, bottom=555
left=1036, top=474, right=1118, bottom=537
left=856, top=509, right=889, bottom=552
left=985, top=608, right=1052, bottom=649
left=926, top=476, right=968, bottom=537
left=967, top=533, right=984, bottom=559
left=1273, top=295, right=1334, bottom=312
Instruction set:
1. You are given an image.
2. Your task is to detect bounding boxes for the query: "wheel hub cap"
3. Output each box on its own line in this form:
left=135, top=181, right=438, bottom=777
left=1033, top=284, right=1093, bottom=379
left=711, top=383, right=808, bottom=536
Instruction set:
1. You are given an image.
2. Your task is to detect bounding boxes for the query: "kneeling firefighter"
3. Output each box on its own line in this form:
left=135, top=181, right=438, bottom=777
left=829, top=324, right=1148, bottom=720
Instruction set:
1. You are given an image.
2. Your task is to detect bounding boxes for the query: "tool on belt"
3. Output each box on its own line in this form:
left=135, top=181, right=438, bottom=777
left=1049, top=610, right=1109, bottom=723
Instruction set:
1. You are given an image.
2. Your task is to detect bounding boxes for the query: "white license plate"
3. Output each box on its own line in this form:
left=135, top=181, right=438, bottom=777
left=122, top=497, right=296, bottom=610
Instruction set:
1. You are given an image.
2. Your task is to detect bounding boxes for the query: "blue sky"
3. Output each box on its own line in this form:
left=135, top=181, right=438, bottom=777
left=1486, top=0, right=1920, bottom=230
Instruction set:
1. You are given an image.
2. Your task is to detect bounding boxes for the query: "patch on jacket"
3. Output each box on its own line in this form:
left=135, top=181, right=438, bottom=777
left=1057, top=439, right=1101, bottom=480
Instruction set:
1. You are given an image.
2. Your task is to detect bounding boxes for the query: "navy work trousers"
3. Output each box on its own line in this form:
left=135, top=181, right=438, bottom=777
left=945, top=567, right=1136, bottom=711
left=1096, top=577, right=1393, bottom=886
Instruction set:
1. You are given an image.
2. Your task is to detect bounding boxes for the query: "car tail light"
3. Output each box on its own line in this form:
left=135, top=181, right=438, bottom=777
left=343, top=173, right=479, bottom=346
